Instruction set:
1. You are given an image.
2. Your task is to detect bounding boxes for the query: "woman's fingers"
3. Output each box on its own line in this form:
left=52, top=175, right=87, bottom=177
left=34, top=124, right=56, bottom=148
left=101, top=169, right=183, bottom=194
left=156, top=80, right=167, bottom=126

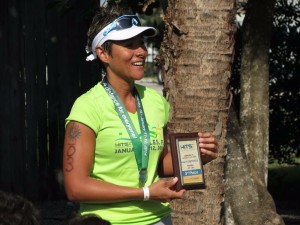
left=199, top=132, right=218, bottom=145
left=149, top=177, right=185, bottom=202
left=198, top=132, right=219, bottom=163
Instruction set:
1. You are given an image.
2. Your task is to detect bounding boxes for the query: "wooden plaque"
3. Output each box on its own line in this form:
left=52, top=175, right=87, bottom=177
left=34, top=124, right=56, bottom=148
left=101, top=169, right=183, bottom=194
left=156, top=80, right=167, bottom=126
left=169, top=133, right=206, bottom=191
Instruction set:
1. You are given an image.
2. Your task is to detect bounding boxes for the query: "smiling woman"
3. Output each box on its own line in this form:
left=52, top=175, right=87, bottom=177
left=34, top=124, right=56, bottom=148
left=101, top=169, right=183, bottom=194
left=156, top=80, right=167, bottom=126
left=63, top=6, right=218, bottom=225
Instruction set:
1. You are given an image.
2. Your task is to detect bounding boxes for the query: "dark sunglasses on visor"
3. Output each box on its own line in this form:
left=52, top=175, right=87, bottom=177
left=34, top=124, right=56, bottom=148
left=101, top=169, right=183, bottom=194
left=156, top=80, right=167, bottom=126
left=103, top=15, right=141, bottom=36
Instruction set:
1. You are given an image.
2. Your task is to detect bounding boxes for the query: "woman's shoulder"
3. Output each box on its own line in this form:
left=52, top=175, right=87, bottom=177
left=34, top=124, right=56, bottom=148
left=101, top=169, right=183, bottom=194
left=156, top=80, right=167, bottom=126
left=66, top=83, right=107, bottom=133
left=70, top=82, right=109, bottom=114
left=79, top=82, right=105, bottom=99
left=74, top=82, right=110, bottom=106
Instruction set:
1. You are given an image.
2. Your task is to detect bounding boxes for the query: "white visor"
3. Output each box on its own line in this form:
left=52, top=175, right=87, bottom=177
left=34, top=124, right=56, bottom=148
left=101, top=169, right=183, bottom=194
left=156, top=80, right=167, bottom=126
left=86, top=22, right=157, bottom=61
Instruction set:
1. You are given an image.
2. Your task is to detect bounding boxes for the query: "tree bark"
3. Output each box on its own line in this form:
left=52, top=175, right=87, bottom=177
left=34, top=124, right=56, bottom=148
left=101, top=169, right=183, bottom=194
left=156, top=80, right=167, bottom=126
left=225, top=1, right=285, bottom=224
left=225, top=105, right=285, bottom=225
left=240, top=0, right=274, bottom=185
left=161, top=0, right=236, bottom=224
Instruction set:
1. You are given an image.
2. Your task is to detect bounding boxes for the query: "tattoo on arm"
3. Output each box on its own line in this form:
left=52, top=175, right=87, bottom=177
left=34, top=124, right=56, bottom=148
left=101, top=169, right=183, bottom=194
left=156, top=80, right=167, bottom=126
left=65, top=122, right=81, bottom=172
left=68, top=122, right=81, bottom=140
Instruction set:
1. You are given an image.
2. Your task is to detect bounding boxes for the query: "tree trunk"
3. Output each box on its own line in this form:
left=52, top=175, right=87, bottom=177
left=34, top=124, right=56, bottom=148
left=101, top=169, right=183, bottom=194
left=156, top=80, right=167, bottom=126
left=161, top=0, right=236, bottom=224
left=225, top=105, right=284, bottom=225
left=225, top=0, right=285, bottom=224
left=240, top=0, right=274, bottom=185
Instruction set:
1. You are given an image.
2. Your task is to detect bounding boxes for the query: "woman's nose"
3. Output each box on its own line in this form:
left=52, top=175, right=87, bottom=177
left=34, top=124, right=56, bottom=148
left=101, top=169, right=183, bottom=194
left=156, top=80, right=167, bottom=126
left=136, top=46, right=147, bottom=58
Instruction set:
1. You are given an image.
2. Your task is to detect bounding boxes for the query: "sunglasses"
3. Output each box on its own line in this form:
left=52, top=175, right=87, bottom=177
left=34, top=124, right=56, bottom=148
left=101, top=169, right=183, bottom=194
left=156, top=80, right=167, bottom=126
left=103, top=15, right=141, bottom=36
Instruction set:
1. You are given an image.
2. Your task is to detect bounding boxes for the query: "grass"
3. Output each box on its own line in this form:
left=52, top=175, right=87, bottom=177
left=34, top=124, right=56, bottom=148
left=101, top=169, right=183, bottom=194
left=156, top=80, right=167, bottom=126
left=268, top=158, right=300, bottom=216
left=268, top=159, right=300, bottom=189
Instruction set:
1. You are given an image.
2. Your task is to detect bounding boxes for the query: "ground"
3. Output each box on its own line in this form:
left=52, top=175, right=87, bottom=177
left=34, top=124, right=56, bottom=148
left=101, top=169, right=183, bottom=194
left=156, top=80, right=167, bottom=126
left=37, top=200, right=78, bottom=225
left=268, top=163, right=300, bottom=225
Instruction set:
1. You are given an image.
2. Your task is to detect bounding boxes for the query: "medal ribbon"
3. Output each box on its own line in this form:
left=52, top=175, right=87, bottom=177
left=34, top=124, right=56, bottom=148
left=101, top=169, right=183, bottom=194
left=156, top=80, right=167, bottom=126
left=102, top=77, right=150, bottom=186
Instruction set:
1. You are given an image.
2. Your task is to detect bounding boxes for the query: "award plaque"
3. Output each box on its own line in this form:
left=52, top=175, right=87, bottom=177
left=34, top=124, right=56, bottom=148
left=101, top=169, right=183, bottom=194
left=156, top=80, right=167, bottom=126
left=169, top=133, right=205, bottom=191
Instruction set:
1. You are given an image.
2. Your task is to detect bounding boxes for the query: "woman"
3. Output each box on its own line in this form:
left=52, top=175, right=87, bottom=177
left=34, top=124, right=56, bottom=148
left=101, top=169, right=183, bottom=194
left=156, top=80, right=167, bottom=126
left=63, top=6, right=218, bottom=225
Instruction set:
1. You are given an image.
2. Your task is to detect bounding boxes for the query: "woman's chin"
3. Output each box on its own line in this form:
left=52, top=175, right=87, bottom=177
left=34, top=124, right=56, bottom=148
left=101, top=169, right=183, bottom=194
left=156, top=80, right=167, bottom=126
left=133, top=74, right=144, bottom=81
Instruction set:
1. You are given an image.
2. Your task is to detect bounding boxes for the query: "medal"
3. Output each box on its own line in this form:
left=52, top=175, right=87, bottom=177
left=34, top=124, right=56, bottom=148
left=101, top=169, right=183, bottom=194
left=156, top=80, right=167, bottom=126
left=102, top=77, right=150, bottom=187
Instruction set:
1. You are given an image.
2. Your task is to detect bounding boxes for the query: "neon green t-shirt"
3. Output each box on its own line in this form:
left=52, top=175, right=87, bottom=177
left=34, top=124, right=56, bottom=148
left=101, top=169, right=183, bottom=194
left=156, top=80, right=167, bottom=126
left=65, top=82, right=171, bottom=225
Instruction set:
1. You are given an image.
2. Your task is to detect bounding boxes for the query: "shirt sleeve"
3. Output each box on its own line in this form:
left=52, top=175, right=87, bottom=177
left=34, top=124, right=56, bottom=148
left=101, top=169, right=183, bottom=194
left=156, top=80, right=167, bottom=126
left=65, top=95, right=102, bottom=135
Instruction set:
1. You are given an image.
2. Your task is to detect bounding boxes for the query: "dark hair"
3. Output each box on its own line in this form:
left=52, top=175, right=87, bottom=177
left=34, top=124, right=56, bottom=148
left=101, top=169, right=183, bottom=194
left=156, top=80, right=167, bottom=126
left=0, top=190, right=40, bottom=225
left=86, top=6, right=132, bottom=55
left=69, top=214, right=111, bottom=225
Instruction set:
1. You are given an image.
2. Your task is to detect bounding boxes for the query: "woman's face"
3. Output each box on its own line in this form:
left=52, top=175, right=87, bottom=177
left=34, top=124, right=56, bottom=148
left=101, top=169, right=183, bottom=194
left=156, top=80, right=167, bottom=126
left=105, top=35, right=148, bottom=82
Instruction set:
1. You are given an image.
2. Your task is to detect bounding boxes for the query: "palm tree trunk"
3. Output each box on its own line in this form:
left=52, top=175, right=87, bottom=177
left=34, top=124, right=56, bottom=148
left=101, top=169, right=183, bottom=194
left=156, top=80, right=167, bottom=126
left=161, top=0, right=236, bottom=224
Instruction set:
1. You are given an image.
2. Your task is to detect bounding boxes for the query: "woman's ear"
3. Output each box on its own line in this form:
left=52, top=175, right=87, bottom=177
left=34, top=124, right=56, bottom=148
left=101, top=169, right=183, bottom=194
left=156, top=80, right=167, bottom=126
left=96, top=46, right=109, bottom=63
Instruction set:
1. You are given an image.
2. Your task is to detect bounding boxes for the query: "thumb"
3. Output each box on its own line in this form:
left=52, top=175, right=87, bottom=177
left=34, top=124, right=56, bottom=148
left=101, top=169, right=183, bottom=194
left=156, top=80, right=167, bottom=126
left=166, top=177, right=179, bottom=187
left=169, top=177, right=186, bottom=198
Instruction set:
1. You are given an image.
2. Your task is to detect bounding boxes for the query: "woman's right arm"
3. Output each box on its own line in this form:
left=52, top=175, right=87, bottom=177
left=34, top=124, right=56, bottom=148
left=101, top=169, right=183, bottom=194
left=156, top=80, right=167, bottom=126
left=63, top=121, right=184, bottom=203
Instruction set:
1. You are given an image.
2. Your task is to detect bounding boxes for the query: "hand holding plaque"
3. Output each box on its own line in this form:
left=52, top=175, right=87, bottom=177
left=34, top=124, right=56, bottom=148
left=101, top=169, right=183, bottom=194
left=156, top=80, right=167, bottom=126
left=169, top=133, right=205, bottom=191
